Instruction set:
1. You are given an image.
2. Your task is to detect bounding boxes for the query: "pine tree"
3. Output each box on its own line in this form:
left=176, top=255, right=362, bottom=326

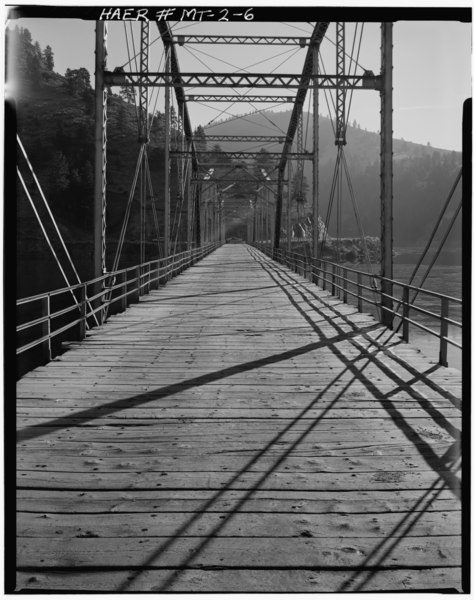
left=65, top=67, right=91, bottom=97
left=34, top=40, right=42, bottom=58
left=119, top=85, right=135, bottom=104
left=21, top=27, right=32, bottom=44
left=43, top=45, right=54, bottom=71
left=49, top=151, right=70, bottom=196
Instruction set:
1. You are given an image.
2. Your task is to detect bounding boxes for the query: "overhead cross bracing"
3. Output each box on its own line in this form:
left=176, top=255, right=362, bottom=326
left=175, top=35, right=311, bottom=45
left=202, top=136, right=289, bottom=143
left=172, top=151, right=312, bottom=161
left=186, top=95, right=296, bottom=103
left=95, top=19, right=399, bottom=274
left=104, top=71, right=380, bottom=89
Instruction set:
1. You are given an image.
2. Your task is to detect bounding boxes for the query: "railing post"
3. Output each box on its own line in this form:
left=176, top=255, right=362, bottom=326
left=79, top=284, right=87, bottom=340
left=41, top=296, right=51, bottom=363
left=145, top=264, right=151, bottom=295
left=119, top=271, right=127, bottom=311
left=132, top=266, right=140, bottom=303
left=331, top=263, right=336, bottom=296
left=402, top=285, right=410, bottom=342
left=357, top=271, right=363, bottom=312
left=322, top=262, right=326, bottom=291
left=439, top=297, right=449, bottom=366
left=342, top=268, right=347, bottom=303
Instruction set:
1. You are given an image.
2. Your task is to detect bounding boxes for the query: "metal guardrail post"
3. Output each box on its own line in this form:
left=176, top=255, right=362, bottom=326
left=357, top=272, right=363, bottom=312
left=41, top=296, right=51, bottom=363
left=331, top=263, right=336, bottom=295
left=79, top=285, right=87, bottom=340
left=322, top=262, right=326, bottom=291
left=439, top=297, right=449, bottom=366
left=342, top=268, right=347, bottom=303
left=402, top=285, right=410, bottom=342
left=132, top=266, right=140, bottom=303
left=145, top=264, right=151, bottom=295
left=119, top=271, right=127, bottom=311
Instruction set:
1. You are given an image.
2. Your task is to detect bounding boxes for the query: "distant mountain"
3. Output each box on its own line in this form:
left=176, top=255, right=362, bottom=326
left=205, top=110, right=462, bottom=249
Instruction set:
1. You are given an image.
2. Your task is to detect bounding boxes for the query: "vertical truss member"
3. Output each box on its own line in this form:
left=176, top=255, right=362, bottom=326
left=138, top=21, right=150, bottom=266
left=93, top=21, right=108, bottom=323
left=273, top=21, right=329, bottom=251
left=380, top=23, right=393, bottom=327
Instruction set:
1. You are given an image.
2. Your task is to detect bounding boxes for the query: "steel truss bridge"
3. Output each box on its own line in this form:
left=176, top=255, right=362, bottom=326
left=13, top=16, right=466, bottom=595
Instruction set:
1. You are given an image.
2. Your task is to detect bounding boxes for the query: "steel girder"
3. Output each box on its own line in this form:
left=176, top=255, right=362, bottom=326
left=138, top=22, right=149, bottom=143
left=201, top=135, right=288, bottom=143
left=157, top=22, right=199, bottom=171
left=186, top=95, right=295, bottom=103
left=173, top=151, right=312, bottom=160
left=175, top=35, right=310, bottom=45
left=274, top=21, right=330, bottom=248
left=104, top=71, right=381, bottom=90
left=335, top=22, right=347, bottom=145
left=192, top=177, right=281, bottom=183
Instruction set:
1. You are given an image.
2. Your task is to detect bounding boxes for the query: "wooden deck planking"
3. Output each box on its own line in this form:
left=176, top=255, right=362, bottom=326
left=16, top=244, right=462, bottom=593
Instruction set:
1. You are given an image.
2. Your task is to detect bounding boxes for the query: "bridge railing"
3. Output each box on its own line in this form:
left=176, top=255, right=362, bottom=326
left=253, top=243, right=462, bottom=367
left=16, top=242, right=221, bottom=376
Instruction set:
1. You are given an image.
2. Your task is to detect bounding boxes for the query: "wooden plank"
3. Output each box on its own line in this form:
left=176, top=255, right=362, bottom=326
left=14, top=567, right=464, bottom=593
left=17, top=510, right=461, bottom=538
left=16, top=489, right=460, bottom=514
left=15, top=452, right=458, bottom=474
left=16, top=535, right=462, bottom=568
left=17, top=469, right=461, bottom=492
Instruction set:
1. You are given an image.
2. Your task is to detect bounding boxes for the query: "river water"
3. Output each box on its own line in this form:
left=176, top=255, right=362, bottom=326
left=344, top=262, right=463, bottom=371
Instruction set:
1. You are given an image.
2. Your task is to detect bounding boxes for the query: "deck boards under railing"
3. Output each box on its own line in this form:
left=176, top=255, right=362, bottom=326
left=15, top=244, right=463, bottom=593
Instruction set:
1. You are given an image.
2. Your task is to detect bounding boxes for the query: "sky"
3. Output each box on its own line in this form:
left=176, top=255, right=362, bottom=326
left=5, top=9, right=472, bottom=151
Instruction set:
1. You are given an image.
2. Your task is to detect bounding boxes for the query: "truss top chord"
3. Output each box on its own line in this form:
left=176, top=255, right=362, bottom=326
left=175, top=35, right=311, bottom=46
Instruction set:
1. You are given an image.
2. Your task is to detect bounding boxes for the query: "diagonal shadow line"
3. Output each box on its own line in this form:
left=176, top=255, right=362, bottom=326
left=345, top=337, right=461, bottom=440
left=138, top=284, right=282, bottom=303
left=250, top=250, right=463, bottom=590
left=120, top=286, right=291, bottom=325
left=254, top=249, right=462, bottom=433
left=20, top=245, right=461, bottom=591
left=338, top=471, right=459, bottom=592
left=119, top=255, right=461, bottom=591
left=16, top=325, right=380, bottom=444
left=253, top=252, right=461, bottom=495
left=118, top=348, right=378, bottom=592
left=253, top=246, right=461, bottom=408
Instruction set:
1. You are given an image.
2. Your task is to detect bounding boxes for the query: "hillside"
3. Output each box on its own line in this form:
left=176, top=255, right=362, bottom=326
left=10, top=25, right=172, bottom=294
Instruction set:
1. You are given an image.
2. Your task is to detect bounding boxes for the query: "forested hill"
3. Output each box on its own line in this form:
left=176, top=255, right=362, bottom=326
left=206, top=111, right=462, bottom=249
left=10, top=25, right=169, bottom=284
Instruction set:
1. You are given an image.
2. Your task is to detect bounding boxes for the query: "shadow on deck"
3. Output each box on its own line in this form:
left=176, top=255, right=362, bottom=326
left=15, top=244, right=463, bottom=593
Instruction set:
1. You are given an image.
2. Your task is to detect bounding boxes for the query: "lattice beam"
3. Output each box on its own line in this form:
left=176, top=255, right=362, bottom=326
left=201, top=135, right=288, bottom=143
left=186, top=95, right=295, bottom=103
left=104, top=71, right=381, bottom=90
left=157, top=22, right=199, bottom=171
left=175, top=35, right=310, bottom=45
left=173, top=151, right=312, bottom=160
left=274, top=21, right=330, bottom=249
left=335, top=22, right=347, bottom=146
